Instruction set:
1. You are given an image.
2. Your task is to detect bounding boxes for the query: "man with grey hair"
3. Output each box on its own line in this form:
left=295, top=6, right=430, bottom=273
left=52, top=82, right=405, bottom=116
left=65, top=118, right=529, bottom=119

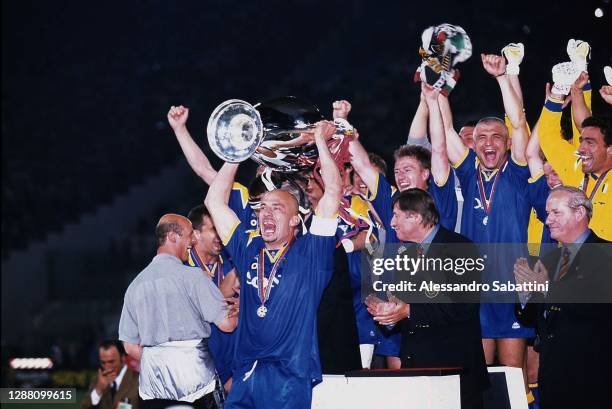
left=514, top=186, right=611, bottom=409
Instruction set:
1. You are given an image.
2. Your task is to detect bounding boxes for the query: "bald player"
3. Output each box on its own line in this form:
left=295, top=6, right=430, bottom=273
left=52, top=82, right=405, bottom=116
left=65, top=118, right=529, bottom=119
left=119, top=214, right=237, bottom=408
left=205, top=121, right=342, bottom=409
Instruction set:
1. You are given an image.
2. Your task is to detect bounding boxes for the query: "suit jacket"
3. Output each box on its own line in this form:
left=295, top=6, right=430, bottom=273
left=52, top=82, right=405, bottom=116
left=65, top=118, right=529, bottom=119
left=518, top=232, right=612, bottom=409
left=81, top=368, right=139, bottom=409
left=396, top=227, right=489, bottom=397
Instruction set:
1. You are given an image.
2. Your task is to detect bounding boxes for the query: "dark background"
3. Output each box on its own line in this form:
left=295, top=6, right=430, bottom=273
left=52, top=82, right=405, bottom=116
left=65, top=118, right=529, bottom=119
left=2, top=0, right=611, bottom=374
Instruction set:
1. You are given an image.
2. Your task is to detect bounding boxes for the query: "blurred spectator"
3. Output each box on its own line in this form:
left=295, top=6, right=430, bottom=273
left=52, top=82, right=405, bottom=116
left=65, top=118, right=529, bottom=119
left=80, top=340, right=139, bottom=409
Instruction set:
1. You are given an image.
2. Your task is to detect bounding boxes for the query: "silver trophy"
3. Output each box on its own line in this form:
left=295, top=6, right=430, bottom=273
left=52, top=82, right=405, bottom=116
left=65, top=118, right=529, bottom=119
left=207, top=96, right=353, bottom=172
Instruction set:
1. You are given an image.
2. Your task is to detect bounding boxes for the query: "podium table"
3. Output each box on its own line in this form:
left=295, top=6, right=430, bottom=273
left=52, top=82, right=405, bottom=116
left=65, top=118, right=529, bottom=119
left=312, top=368, right=461, bottom=409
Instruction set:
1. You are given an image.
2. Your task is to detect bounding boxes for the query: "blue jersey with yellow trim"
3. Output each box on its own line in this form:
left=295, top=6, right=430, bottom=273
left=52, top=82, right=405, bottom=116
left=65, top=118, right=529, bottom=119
left=186, top=251, right=236, bottom=384
left=336, top=194, right=380, bottom=345
left=454, top=150, right=531, bottom=243
left=368, top=172, right=457, bottom=243
left=229, top=182, right=258, bottom=231
left=224, top=220, right=335, bottom=384
left=454, top=149, right=533, bottom=338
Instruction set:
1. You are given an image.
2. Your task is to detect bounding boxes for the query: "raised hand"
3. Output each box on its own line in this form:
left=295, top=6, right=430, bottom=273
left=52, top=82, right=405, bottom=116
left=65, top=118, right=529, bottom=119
left=421, top=81, right=440, bottom=103
left=481, top=53, right=506, bottom=77
left=571, top=71, right=590, bottom=93
left=167, top=105, right=189, bottom=132
left=95, top=367, right=118, bottom=395
left=514, top=258, right=549, bottom=291
left=332, top=100, right=352, bottom=120
left=225, top=296, right=240, bottom=318
left=314, top=120, right=337, bottom=142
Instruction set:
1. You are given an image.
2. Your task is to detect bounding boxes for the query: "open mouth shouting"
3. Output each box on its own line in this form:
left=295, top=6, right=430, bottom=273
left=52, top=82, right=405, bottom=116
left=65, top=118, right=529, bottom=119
left=483, top=148, right=498, bottom=165
left=261, top=218, right=277, bottom=237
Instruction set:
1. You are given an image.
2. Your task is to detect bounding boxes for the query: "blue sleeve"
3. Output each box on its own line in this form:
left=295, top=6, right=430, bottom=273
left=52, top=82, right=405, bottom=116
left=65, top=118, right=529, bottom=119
left=428, top=170, right=458, bottom=231
left=506, top=153, right=531, bottom=190
left=228, top=183, right=257, bottom=229
left=528, top=175, right=551, bottom=223
left=368, top=173, right=395, bottom=233
left=453, top=149, right=477, bottom=190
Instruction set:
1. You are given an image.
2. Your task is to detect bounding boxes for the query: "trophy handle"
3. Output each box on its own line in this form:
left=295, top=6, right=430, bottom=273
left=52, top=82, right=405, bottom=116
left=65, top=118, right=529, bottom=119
left=206, top=99, right=264, bottom=162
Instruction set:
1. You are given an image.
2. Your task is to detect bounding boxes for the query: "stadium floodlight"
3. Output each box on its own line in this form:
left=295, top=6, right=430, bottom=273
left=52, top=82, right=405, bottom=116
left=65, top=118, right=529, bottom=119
left=9, top=357, right=54, bottom=370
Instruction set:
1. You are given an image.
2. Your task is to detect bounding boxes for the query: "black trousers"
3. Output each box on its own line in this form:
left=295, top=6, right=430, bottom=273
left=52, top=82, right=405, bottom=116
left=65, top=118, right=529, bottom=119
left=140, top=392, right=217, bottom=409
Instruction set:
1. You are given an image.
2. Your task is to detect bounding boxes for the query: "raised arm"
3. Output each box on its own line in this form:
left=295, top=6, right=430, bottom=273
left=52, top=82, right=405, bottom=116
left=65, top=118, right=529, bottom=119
left=570, top=72, right=592, bottom=137
left=536, top=83, right=580, bottom=185
left=204, top=163, right=240, bottom=243
left=421, top=83, right=449, bottom=184
left=168, top=105, right=217, bottom=185
left=525, top=120, right=544, bottom=177
left=314, top=121, right=343, bottom=218
left=437, top=94, right=467, bottom=166
left=348, top=133, right=379, bottom=195
left=407, top=93, right=430, bottom=143
left=481, top=53, right=528, bottom=163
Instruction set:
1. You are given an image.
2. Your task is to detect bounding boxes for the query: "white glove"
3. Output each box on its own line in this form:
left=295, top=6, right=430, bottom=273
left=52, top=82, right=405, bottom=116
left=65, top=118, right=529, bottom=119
left=502, top=43, right=524, bottom=75
left=566, top=39, right=590, bottom=73
left=604, top=66, right=612, bottom=85
left=551, top=62, right=580, bottom=96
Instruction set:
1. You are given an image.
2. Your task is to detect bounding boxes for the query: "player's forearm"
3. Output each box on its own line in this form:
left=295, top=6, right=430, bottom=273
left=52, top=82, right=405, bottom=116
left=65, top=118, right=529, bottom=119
left=204, top=163, right=240, bottom=241
left=407, top=98, right=429, bottom=141
left=526, top=123, right=544, bottom=177
left=315, top=135, right=342, bottom=218
left=498, top=75, right=528, bottom=162
left=570, top=87, right=591, bottom=135
left=425, top=97, right=449, bottom=183
left=173, top=126, right=217, bottom=184
left=507, top=74, right=524, bottom=105
left=497, top=75, right=526, bottom=130
left=437, top=94, right=466, bottom=166
left=348, top=139, right=378, bottom=193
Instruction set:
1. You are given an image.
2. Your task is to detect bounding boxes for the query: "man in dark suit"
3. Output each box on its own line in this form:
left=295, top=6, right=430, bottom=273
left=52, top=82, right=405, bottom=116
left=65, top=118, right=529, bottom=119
left=367, top=188, right=489, bottom=409
left=514, top=186, right=612, bottom=409
left=81, top=340, right=139, bottom=409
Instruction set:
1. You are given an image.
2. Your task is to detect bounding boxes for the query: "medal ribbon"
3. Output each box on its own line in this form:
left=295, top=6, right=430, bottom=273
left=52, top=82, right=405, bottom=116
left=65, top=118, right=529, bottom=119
left=477, top=159, right=507, bottom=216
left=581, top=168, right=610, bottom=201
left=258, top=237, right=295, bottom=306
left=190, top=248, right=223, bottom=287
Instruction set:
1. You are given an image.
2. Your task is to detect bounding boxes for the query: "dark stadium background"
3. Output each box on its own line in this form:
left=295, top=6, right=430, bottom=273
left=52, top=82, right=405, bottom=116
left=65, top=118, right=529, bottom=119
left=2, top=0, right=610, bottom=390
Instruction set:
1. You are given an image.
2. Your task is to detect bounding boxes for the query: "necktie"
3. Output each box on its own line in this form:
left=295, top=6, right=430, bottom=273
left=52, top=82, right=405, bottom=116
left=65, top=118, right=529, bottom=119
left=416, top=244, right=425, bottom=257
left=556, top=247, right=571, bottom=281
left=110, top=381, right=117, bottom=400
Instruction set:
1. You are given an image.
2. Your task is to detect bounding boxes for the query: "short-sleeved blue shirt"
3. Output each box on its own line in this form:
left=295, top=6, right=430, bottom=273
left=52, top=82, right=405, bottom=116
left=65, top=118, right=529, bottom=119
left=228, top=182, right=258, bottom=231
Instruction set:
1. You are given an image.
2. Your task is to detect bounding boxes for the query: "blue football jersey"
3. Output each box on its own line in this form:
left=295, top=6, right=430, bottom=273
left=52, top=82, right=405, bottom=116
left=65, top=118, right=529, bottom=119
left=224, top=219, right=336, bottom=384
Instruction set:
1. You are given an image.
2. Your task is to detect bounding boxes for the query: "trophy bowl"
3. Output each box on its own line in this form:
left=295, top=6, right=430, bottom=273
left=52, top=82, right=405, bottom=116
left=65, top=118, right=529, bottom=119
left=206, top=99, right=264, bottom=163
left=207, top=96, right=325, bottom=172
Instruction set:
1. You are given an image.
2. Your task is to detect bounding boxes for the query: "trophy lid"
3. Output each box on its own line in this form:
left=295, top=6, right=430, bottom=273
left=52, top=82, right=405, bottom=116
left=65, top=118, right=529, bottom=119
left=254, top=96, right=324, bottom=133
